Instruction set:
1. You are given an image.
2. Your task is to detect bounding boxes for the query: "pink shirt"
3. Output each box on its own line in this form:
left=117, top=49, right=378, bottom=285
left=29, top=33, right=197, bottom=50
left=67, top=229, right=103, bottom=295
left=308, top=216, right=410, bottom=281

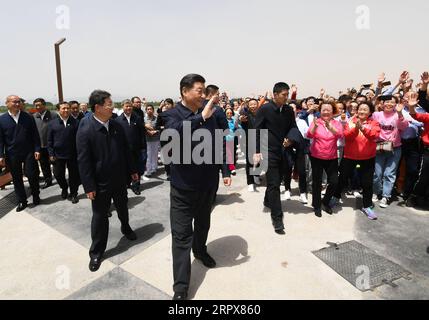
left=307, top=119, right=344, bottom=160
left=371, top=111, right=409, bottom=148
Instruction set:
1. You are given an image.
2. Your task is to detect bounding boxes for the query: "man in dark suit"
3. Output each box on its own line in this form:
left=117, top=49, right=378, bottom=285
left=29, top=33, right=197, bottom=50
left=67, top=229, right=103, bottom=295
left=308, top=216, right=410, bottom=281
left=47, top=102, right=80, bottom=204
left=33, top=98, right=55, bottom=189
left=254, top=83, right=300, bottom=235
left=0, top=95, right=42, bottom=211
left=114, top=99, right=147, bottom=195
left=70, top=101, right=84, bottom=121
left=76, top=90, right=139, bottom=272
left=161, top=74, right=232, bottom=300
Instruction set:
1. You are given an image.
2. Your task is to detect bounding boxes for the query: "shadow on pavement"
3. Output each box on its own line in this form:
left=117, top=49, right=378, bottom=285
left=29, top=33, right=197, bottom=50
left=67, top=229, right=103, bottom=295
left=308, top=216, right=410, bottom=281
left=104, top=223, right=165, bottom=259
left=188, top=235, right=250, bottom=299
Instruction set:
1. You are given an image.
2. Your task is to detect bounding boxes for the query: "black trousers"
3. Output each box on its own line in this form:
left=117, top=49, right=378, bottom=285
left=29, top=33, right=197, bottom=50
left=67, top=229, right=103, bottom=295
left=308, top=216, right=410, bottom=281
left=170, top=185, right=216, bottom=293
left=39, top=148, right=52, bottom=182
left=264, top=159, right=287, bottom=220
left=245, top=157, right=259, bottom=185
left=335, top=157, right=375, bottom=209
left=53, top=158, right=80, bottom=195
left=6, top=153, right=40, bottom=203
left=401, top=138, right=421, bottom=198
left=310, top=156, right=338, bottom=210
left=413, top=149, right=429, bottom=198
left=89, top=186, right=130, bottom=259
left=295, top=152, right=308, bottom=194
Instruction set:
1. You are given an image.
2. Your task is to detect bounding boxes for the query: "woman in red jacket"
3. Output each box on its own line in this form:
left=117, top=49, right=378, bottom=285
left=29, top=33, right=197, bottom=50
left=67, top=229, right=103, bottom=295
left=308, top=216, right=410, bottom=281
left=334, top=102, right=381, bottom=220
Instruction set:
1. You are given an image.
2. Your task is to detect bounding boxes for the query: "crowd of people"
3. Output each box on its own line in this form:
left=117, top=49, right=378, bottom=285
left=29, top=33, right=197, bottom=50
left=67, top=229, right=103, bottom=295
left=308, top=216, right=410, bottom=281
left=1, top=70, right=429, bottom=300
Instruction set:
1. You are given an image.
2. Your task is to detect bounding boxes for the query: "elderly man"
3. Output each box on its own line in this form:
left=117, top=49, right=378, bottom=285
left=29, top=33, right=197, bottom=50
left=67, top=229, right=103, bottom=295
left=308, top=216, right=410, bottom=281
left=0, top=95, right=41, bottom=211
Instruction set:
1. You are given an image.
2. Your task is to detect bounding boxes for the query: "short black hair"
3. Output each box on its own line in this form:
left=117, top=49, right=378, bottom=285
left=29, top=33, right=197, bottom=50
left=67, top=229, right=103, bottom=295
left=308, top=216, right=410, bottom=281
left=69, top=100, right=79, bottom=106
left=56, top=101, right=69, bottom=110
left=131, top=96, right=141, bottom=103
left=164, top=98, right=174, bottom=105
left=356, top=94, right=367, bottom=101
left=146, top=104, right=154, bottom=111
left=180, top=74, right=206, bottom=98
left=205, top=84, right=219, bottom=97
left=89, top=90, right=111, bottom=112
left=339, top=94, right=352, bottom=103
left=273, top=82, right=290, bottom=94
left=33, top=98, right=46, bottom=105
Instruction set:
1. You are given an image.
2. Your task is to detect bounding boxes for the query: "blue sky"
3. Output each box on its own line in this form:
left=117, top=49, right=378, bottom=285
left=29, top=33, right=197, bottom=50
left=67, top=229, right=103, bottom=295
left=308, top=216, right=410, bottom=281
left=0, top=0, right=427, bottom=103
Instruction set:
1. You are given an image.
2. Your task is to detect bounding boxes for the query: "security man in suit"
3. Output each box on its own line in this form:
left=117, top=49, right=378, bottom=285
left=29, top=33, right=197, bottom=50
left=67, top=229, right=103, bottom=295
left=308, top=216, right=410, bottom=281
left=0, top=95, right=41, bottom=211
left=76, top=90, right=139, bottom=272
left=114, top=99, right=147, bottom=195
left=161, top=74, right=232, bottom=300
left=254, top=82, right=299, bottom=235
left=47, top=102, right=80, bottom=204
left=33, top=98, right=55, bottom=189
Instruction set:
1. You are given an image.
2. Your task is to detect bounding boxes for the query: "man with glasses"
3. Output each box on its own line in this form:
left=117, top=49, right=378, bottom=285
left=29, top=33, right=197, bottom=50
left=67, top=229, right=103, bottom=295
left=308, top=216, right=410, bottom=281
left=76, top=90, right=139, bottom=272
left=0, top=95, right=42, bottom=211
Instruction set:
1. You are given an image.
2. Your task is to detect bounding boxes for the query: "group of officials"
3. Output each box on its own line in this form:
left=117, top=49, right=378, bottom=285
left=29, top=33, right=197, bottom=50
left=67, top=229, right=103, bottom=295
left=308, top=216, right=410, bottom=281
left=0, top=74, right=296, bottom=300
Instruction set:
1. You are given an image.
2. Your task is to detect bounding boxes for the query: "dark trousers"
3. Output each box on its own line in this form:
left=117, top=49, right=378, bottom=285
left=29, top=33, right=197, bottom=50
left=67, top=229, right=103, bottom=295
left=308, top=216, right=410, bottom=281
left=170, top=185, right=216, bottom=293
left=245, top=157, right=259, bottom=185
left=39, top=148, right=52, bottom=182
left=335, top=157, right=375, bottom=209
left=413, top=149, right=429, bottom=198
left=310, top=156, right=338, bottom=209
left=295, top=152, right=308, bottom=193
left=89, top=186, right=130, bottom=259
left=264, top=159, right=287, bottom=220
left=7, top=153, right=40, bottom=203
left=401, top=138, right=421, bottom=198
left=53, top=158, right=80, bottom=195
left=129, top=151, right=141, bottom=190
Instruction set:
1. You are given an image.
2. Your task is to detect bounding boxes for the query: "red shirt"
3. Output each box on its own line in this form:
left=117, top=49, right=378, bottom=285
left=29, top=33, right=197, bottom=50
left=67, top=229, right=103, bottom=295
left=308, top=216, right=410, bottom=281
left=343, top=118, right=381, bottom=160
left=411, top=113, right=429, bottom=146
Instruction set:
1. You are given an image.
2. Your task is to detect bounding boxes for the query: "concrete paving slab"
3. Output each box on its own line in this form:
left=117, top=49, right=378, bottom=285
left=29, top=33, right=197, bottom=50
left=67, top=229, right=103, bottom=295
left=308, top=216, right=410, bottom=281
left=0, top=211, right=115, bottom=300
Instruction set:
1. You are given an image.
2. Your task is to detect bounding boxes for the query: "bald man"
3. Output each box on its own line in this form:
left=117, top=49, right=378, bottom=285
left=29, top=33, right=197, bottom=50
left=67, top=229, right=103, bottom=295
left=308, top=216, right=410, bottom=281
left=0, top=95, right=42, bottom=211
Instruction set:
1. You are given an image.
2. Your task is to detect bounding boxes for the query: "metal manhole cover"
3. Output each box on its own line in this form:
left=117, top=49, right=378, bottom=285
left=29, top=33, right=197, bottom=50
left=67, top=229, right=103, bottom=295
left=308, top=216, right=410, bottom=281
left=0, top=191, right=18, bottom=219
left=312, top=240, right=411, bottom=291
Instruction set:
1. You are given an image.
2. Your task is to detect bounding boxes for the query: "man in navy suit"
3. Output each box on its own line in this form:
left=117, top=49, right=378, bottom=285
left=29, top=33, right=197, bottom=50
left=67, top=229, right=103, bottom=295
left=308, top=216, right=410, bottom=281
left=114, top=99, right=146, bottom=195
left=0, top=95, right=41, bottom=211
left=76, top=90, right=139, bottom=272
left=47, top=102, right=80, bottom=204
left=160, top=74, right=232, bottom=300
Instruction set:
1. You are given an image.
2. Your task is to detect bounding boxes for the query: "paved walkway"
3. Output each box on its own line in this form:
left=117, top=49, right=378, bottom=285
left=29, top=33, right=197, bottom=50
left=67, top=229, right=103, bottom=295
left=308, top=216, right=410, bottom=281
left=0, top=164, right=428, bottom=300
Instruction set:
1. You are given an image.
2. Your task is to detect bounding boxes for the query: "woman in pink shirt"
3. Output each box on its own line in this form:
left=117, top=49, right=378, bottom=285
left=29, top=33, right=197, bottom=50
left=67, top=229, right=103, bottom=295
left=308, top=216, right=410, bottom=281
left=371, top=96, right=409, bottom=208
left=307, top=102, right=344, bottom=217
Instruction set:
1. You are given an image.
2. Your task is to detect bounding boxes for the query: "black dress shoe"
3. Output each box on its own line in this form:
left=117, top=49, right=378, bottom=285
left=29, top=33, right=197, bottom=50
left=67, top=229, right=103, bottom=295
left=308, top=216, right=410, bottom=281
left=121, top=225, right=137, bottom=241
left=173, top=292, right=188, bottom=300
left=272, top=218, right=285, bottom=234
left=41, top=181, right=53, bottom=189
left=33, top=196, right=41, bottom=206
left=61, top=189, right=69, bottom=200
left=89, top=257, right=102, bottom=272
left=194, top=253, right=216, bottom=268
left=16, top=202, right=28, bottom=212
left=322, top=203, right=333, bottom=215
left=71, top=195, right=79, bottom=204
left=131, top=188, right=141, bottom=196
left=315, top=208, right=322, bottom=218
